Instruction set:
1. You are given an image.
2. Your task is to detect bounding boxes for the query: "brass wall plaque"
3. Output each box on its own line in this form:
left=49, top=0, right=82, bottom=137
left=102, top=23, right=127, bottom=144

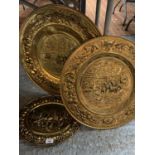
left=19, top=96, right=79, bottom=145
left=60, top=36, right=135, bottom=129
left=20, top=4, right=101, bottom=94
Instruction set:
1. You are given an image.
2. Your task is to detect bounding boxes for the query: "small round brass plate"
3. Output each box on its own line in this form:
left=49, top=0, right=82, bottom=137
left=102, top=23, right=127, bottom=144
left=61, top=36, right=135, bottom=129
left=20, top=4, right=101, bottom=94
left=19, top=96, right=79, bottom=146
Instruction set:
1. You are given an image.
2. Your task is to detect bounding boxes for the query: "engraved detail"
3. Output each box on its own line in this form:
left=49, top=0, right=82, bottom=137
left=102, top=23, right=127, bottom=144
left=100, top=76, right=127, bottom=93
left=56, top=55, right=68, bottom=65
left=37, top=33, right=79, bottom=77
left=19, top=96, right=79, bottom=145
left=20, top=5, right=101, bottom=94
left=78, top=57, right=133, bottom=115
left=82, top=75, right=128, bottom=94
left=28, top=107, right=72, bottom=133
left=61, top=36, right=135, bottom=129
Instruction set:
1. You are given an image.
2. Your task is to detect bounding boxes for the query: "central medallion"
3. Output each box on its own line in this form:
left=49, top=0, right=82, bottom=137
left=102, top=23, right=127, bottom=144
left=77, top=56, right=133, bottom=115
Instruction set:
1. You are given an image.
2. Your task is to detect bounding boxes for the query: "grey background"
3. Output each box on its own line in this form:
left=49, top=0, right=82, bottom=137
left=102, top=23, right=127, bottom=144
left=19, top=36, right=135, bottom=155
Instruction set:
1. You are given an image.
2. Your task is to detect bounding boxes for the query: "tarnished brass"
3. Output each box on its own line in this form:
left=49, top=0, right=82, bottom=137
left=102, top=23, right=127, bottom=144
left=60, top=36, right=135, bottom=129
left=20, top=4, right=101, bottom=94
left=19, top=96, right=79, bottom=146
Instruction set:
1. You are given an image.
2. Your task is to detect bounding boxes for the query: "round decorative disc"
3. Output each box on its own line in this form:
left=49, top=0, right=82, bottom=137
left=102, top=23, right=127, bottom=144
left=60, top=36, right=135, bottom=129
left=20, top=4, right=101, bottom=94
left=19, top=96, right=79, bottom=145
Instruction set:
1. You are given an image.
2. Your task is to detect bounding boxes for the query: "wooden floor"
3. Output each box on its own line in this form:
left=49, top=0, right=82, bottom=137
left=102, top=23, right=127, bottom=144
left=19, top=0, right=135, bottom=36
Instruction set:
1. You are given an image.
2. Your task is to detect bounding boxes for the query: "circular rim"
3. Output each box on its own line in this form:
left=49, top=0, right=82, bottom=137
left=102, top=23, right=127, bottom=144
left=60, top=36, right=135, bottom=129
left=20, top=4, right=101, bottom=94
left=19, top=96, right=80, bottom=146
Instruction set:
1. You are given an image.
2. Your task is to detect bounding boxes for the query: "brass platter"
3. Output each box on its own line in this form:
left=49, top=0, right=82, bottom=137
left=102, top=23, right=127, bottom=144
left=19, top=96, right=79, bottom=145
left=20, top=4, right=101, bottom=94
left=60, top=36, right=135, bottom=129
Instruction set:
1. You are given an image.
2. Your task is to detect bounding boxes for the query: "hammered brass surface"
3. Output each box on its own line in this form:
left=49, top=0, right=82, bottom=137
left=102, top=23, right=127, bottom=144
left=20, top=4, right=101, bottom=94
left=60, top=36, right=135, bottom=129
left=19, top=96, right=79, bottom=146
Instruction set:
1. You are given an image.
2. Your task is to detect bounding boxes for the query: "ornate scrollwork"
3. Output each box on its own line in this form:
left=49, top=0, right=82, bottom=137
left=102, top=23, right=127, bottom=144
left=19, top=96, right=79, bottom=145
left=61, top=36, right=135, bottom=129
left=20, top=5, right=101, bottom=94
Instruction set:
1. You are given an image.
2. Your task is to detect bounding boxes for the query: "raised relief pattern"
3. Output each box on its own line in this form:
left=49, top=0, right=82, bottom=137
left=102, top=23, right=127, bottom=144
left=61, top=37, right=135, bottom=128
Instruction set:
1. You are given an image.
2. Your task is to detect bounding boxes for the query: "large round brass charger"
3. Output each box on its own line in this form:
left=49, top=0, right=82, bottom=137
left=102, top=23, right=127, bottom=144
left=20, top=4, right=101, bottom=94
left=60, top=36, right=135, bottom=129
left=19, top=96, right=79, bottom=146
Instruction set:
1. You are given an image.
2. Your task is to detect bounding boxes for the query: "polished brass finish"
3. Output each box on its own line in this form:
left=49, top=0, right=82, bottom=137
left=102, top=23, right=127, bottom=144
left=60, top=36, right=135, bottom=129
left=19, top=96, right=79, bottom=145
left=20, top=4, right=101, bottom=94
